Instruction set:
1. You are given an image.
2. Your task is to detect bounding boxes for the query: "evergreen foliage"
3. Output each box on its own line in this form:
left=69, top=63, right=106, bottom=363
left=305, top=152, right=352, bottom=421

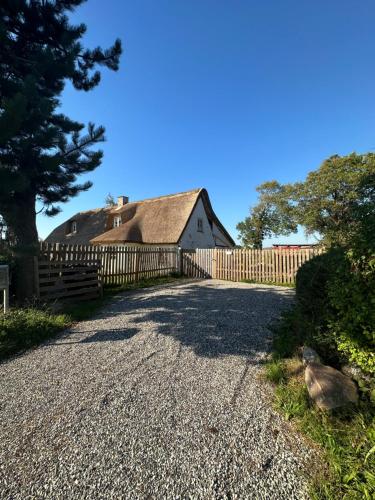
left=0, top=0, right=122, bottom=300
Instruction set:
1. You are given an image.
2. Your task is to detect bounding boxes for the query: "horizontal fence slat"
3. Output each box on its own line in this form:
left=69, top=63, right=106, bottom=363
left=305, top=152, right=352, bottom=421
left=38, top=266, right=99, bottom=276
left=40, top=286, right=101, bottom=300
left=38, top=260, right=100, bottom=266
left=39, top=279, right=99, bottom=291
left=38, top=271, right=98, bottom=284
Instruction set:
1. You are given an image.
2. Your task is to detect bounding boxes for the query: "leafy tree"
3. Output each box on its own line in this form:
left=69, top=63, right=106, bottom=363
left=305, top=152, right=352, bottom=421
left=0, top=0, right=122, bottom=300
left=237, top=206, right=273, bottom=249
left=105, top=193, right=116, bottom=207
left=236, top=209, right=265, bottom=249
left=237, top=182, right=297, bottom=248
left=238, top=153, right=375, bottom=248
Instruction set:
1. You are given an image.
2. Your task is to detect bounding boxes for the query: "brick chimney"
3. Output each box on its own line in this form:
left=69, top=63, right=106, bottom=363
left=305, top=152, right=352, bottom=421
left=117, top=195, right=129, bottom=207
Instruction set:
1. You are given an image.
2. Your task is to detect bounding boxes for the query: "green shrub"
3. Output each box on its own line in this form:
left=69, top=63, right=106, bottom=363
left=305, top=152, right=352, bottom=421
left=0, top=308, right=69, bottom=359
left=295, top=248, right=344, bottom=326
left=327, top=250, right=375, bottom=375
left=295, top=245, right=375, bottom=374
left=294, top=250, right=340, bottom=364
left=270, top=307, right=309, bottom=358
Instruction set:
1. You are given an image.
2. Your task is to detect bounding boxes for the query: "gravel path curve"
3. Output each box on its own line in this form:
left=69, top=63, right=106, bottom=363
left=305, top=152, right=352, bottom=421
left=0, top=280, right=314, bottom=499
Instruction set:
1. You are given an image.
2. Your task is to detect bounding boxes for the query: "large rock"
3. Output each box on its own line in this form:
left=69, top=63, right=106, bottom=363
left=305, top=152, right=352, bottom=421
left=302, top=346, right=321, bottom=365
left=305, top=362, right=358, bottom=410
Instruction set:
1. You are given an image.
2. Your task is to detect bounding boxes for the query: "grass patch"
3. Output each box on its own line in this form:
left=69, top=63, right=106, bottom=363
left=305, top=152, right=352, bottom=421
left=265, top=324, right=375, bottom=499
left=1, top=275, right=185, bottom=360
left=275, top=382, right=310, bottom=421
left=0, top=307, right=70, bottom=360
left=241, top=279, right=295, bottom=288
left=264, top=358, right=286, bottom=384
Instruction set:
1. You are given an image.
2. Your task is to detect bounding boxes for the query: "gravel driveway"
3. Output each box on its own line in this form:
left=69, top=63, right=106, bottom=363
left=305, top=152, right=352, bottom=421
left=0, top=280, right=314, bottom=499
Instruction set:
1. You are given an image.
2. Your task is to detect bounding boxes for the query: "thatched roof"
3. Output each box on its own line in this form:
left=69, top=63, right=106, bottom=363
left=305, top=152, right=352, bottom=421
left=46, top=188, right=235, bottom=246
left=45, top=208, right=111, bottom=245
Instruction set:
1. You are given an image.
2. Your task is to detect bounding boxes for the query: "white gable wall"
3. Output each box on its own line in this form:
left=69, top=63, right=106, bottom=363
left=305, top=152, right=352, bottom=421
left=178, top=198, right=233, bottom=249
left=179, top=198, right=215, bottom=248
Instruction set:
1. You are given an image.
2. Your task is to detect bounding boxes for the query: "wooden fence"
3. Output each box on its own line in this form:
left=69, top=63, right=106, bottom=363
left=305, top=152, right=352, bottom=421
left=181, top=247, right=322, bottom=284
left=36, top=244, right=322, bottom=301
left=38, top=243, right=179, bottom=288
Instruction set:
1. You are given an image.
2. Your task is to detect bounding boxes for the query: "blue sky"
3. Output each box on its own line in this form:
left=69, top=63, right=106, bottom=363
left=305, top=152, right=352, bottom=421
left=37, top=0, right=375, bottom=245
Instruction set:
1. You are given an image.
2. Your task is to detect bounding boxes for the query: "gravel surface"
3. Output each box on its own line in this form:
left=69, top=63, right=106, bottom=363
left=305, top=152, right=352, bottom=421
left=0, top=280, right=314, bottom=499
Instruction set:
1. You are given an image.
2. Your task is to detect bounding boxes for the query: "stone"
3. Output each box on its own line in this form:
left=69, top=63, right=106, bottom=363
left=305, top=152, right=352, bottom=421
left=341, top=364, right=372, bottom=384
left=305, top=362, right=359, bottom=410
left=302, top=346, right=321, bottom=365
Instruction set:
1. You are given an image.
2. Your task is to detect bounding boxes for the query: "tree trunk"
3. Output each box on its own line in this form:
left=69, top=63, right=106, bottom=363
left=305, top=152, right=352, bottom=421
left=4, top=193, right=39, bottom=303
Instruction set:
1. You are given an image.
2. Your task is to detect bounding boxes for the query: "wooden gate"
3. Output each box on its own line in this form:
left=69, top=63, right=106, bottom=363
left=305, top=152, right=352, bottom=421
left=36, top=258, right=102, bottom=302
left=181, top=249, right=215, bottom=278
left=182, top=247, right=322, bottom=284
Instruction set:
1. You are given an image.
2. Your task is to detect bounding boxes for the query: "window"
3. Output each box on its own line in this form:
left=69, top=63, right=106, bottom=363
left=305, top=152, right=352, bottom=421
left=71, top=221, right=77, bottom=233
left=197, top=218, right=203, bottom=232
left=113, top=216, right=121, bottom=228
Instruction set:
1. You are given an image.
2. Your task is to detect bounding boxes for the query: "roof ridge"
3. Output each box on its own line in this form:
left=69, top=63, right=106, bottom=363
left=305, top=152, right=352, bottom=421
left=135, top=188, right=202, bottom=203
left=110, top=188, right=203, bottom=210
left=76, top=207, right=109, bottom=215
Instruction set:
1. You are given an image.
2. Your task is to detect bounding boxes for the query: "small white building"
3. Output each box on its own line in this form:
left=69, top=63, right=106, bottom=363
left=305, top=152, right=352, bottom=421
left=46, top=188, right=234, bottom=249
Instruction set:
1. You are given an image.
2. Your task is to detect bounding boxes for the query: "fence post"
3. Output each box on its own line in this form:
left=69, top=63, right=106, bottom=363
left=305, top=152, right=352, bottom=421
left=33, top=255, right=40, bottom=299
left=175, top=247, right=179, bottom=275
left=134, top=249, right=140, bottom=282
left=212, top=249, right=217, bottom=279
left=179, top=248, right=184, bottom=276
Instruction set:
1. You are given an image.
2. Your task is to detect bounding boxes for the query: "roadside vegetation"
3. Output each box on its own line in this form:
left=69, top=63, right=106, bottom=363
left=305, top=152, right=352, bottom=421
left=265, top=338, right=375, bottom=499
left=0, top=275, right=184, bottom=361
left=263, top=222, right=375, bottom=498
left=265, top=264, right=375, bottom=500
left=247, top=152, right=375, bottom=498
left=0, top=307, right=69, bottom=361
left=265, top=233, right=375, bottom=499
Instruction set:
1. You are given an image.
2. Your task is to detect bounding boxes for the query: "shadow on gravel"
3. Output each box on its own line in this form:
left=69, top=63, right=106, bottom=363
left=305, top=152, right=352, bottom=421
left=58, top=282, right=294, bottom=360
left=54, top=327, right=139, bottom=345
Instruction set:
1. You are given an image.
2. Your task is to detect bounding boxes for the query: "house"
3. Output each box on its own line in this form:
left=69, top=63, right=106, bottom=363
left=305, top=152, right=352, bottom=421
left=45, top=188, right=235, bottom=249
